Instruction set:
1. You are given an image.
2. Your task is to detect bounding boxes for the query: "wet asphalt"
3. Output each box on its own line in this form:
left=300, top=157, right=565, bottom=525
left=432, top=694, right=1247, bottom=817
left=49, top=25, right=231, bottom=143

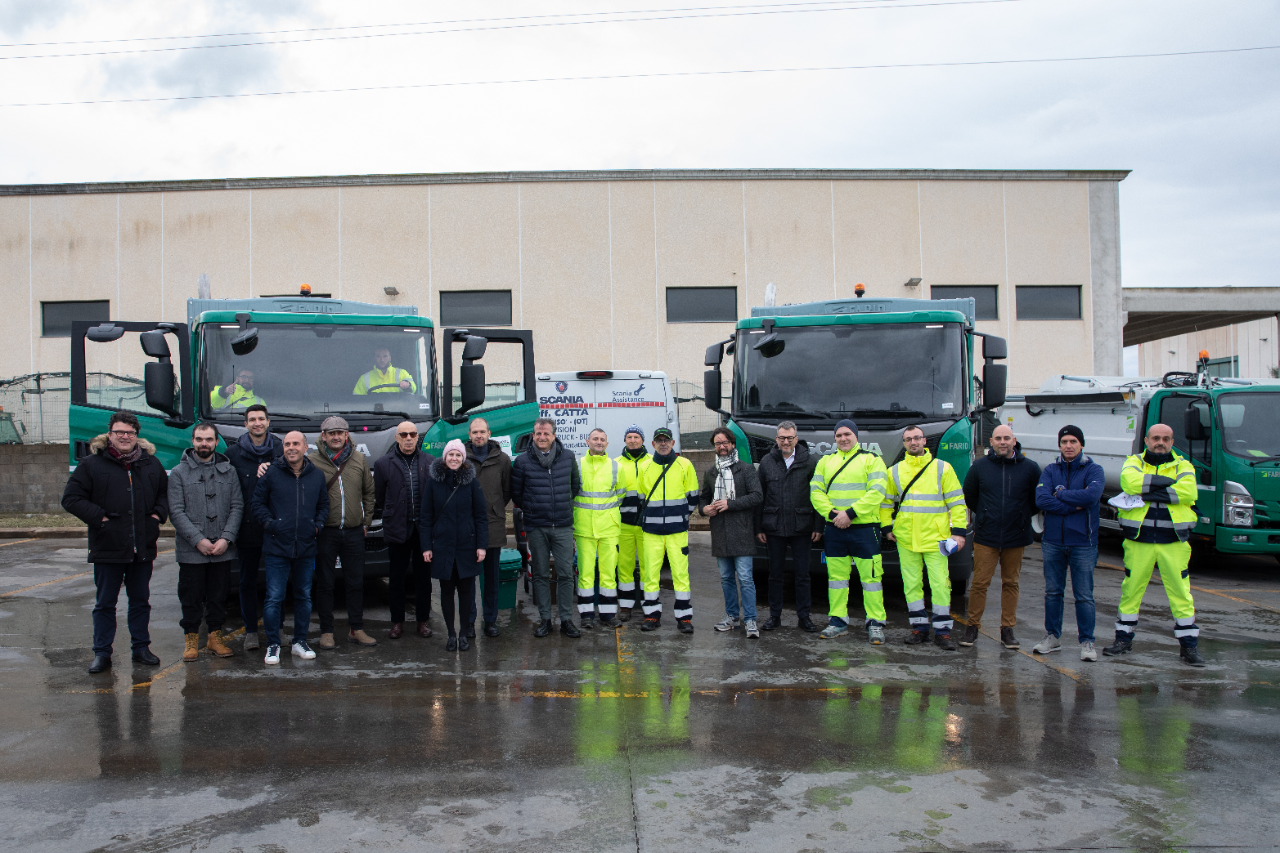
left=1, top=533, right=1279, bottom=852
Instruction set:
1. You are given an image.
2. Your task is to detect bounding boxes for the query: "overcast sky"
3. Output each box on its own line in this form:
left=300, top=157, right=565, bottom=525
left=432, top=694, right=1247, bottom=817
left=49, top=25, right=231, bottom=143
left=0, top=0, right=1276, bottom=296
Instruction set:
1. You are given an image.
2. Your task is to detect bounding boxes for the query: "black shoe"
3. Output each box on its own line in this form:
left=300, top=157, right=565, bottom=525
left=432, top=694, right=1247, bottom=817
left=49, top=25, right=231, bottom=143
left=483, top=622, right=499, bottom=638
left=957, top=624, right=980, bottom=647
left=458, top=636, right=470, bottom=651
left=904, top=630, right=929, bottom=646
left=87, top=655, right=111, bottom=674
left=761, top=615, right=782, bottom=631
left=617, top=608, right=632, bottom=623
left=934, top=632, right=958, bottom=651
left=580, top=617, right=597, bottom=631
left=677, top=618, right=694, bottom=634
left=798, top=616, right=818, bottom=633
left=1000, top=627, right=1020, bottom=649
left=560, top=621, right=581, bottom=639
left=640, top=617, right=661, bottom=632
left=465, top=623, right=476, bottom=639
left=533, top=619, right=552, bottom=638
left=446, top=636, right=458, bottom=651
left=131, top=648, right=160, bottom=666
left=1180, top=643, right=1206, bottom=667
left=599, top=615, right=619, bottom=629
left=1103, top=636, right=1133, bottom=656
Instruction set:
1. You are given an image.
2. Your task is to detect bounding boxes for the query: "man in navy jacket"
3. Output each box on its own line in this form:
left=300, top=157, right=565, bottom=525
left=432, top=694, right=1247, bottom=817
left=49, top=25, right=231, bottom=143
left=1033, top=425, right=1105, bottom=662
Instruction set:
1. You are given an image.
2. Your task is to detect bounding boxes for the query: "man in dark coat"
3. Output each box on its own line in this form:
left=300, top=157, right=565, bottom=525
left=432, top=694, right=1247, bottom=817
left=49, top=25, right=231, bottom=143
left=251, top=430, right=329, bottom=665
left=373, top=421, right=436, bottom=639
left=754, top=421, right=822, bottom=632
left=511, top=418, right=582, bottom=638
left=223, top=404, right=283, bottom=651
left=61, top=411, right=169, bottom=675
left=960, top=424, right=1042, bottom=649
left=699, top=427, right=764, bottom=637
left=466, top=416, right=512, bottom=638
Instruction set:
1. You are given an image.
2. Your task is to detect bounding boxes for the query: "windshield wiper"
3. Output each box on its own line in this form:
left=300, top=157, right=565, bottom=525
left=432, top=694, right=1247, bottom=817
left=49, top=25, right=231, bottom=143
left=318, top=409, right=412, bottom=419
left=739, top=410, right=834, bottom=420
left=211, top=410, right=311, bottom=421
left=1248, top=454, right=1280, bottom=466
left=839, top=408, right=928, bottom=418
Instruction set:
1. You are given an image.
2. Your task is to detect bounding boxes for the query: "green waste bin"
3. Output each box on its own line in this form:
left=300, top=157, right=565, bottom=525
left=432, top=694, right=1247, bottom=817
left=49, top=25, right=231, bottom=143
left=497, top=548, right=523, bottom=610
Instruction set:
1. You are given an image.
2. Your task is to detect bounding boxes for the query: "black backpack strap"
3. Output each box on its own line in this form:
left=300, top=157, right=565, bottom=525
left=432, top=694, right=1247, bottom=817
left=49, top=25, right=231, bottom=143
left=822, top=448, right=863, bottom=494
left=891, top=460, right=935, bottom=522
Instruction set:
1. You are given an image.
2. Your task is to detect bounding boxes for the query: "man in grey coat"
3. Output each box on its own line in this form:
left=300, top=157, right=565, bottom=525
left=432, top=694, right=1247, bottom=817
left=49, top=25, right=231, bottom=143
left=699, top=427, right=764, bottom=638
left=168, top=422, right=243, bottom=661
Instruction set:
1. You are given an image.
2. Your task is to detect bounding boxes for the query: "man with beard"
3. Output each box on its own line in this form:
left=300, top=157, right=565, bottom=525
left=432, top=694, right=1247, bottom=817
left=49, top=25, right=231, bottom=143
left=466, top=417, right=512, bottom=638
left=224, top=404, right=283, bottom=651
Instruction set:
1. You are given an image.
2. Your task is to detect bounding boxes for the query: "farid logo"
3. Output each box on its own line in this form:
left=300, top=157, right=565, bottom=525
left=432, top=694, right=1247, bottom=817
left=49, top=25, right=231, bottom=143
left=555, top=381, right=569, bottom=393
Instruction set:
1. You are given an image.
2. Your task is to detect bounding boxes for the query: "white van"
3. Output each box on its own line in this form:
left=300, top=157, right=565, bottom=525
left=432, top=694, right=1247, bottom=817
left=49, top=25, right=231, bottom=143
left=535, top=371, right=680, bottom=455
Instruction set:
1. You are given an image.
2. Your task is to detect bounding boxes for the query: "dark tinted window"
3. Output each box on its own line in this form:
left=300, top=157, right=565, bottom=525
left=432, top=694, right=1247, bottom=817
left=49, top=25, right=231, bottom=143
left=42, top=300, right=110, bottom=337
left=439, top=290, right=512, bottom=326
left=666, top=287, right=737, bottom=323
left=1016, top=286, right=1081, bottom=320
left=930, top=285, right=998, bottom=320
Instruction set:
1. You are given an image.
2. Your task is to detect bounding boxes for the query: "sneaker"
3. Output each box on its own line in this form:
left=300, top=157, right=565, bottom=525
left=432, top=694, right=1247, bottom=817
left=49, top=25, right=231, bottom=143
left=243, top=631, right=260, bottom=652
left=291, top=641, right=316, bottom=660
left=714, top=615, right=740, bottom=632
left=1080, top=641, right=1098, bottom=662
left=1000, top=627, right=1020, bottom=649
left=867, top=625, right=885, bottom=645
left=820, top=621, right=848, bottom=639
left=745, top=619, right=760, bottom=639
left=580, top=617, right=597, bottom=631
left=957, top=624, right=979, bottom=647
left=264, top=644, right=281, bottom=665
left=1032, top=634, right=1061, bottom=654
left=1103, top=636, right=1134, bottom=656
left=1180, top=643, right=1206, bottom=667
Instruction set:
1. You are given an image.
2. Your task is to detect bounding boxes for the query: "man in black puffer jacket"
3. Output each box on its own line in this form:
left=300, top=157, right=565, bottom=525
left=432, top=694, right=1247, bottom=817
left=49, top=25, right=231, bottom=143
left=222, top=404, right=283, bottom=651
left=754, top=423, right=822, bottom=632
left=960, top=424, right=1041, bottom=649
left=511, top=418, right=582, bottom=638
left=61, top=411, right=169, bottom=675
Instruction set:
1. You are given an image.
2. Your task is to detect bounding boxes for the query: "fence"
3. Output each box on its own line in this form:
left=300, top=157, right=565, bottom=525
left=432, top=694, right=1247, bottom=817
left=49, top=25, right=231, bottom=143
left=672, top=378, right=729, bottom=450
left=0, top=373, right=151, bottom=444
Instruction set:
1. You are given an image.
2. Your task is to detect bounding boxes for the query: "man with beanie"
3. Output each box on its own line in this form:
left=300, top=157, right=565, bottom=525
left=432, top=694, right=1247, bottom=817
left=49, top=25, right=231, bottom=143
left=373, top=421, right=435, bottom=639
left=614, top=425, right=650, bottom=621
left=960, top=424, right=1040, bottom=650
left=467, top=417, right=512, bottom=638
left=1103, top=423, right=1205, bottom=666
left=636, top=427, right=701, bottom=633
left=574, top=428, right=626, bottom=630
left=756, top=420, right=821, bottom=632
left=1033, top=424, right=1104, bottom=660
left=224, top=404, right=282, bottom=651
left=810, top=420, right=890, bottom=643
left=308, top=416, right=377, bottom=650
left=881, top=425, right=967, bottom=650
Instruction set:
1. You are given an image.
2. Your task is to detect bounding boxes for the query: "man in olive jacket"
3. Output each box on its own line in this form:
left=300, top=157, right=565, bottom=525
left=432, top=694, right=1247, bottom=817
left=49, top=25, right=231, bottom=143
left=754, top=421, right=822, bottom=632
left=61, top=411, right=169, bottom=675
left=308, top=416, right=376, bottom=649
left=466, top=417, right=512, bottom=638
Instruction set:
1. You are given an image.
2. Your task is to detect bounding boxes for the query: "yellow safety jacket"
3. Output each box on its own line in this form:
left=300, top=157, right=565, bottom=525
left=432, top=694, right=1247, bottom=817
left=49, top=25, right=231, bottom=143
left=573, top=453, right=625, bottom=539
left=880, top=450, right=967, bottom=551
left=1118, top=452, right=1198, bottom=541
left=353, top=365, right=416, bottom=395
left=809, top=447, right=888, bottom=525
left=636, top=455, right=700, bottom=536
left=209, top=385, right=265, bottom=409
left=615, top=451, right=651, bottom=527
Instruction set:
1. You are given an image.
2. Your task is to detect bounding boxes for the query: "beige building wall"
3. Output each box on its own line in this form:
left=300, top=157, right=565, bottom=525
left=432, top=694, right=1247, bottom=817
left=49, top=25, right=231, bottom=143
left=0, top=169, right=1126, bottom=398
left=1135, top=316, right=1280, bottom=379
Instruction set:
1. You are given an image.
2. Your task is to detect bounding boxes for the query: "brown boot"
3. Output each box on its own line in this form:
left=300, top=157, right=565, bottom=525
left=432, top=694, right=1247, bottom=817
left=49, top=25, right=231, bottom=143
left=317, top=632, right=336, bottom=650
left=348, top=629, right=378, bottom=647
left=182, top=633, right=199, bottom=662
left=205, top=629, right=234, bottom=658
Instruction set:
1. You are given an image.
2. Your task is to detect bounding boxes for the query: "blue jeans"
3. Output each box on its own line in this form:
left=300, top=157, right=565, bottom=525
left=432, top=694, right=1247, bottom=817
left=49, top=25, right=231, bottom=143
left=1041, top=541, right=1096, bottom=643
left=263, top=555, right=315, bottom=648
left=717, top=555, right=757, bottom=622
left=92, top=559, right=153, bottom=657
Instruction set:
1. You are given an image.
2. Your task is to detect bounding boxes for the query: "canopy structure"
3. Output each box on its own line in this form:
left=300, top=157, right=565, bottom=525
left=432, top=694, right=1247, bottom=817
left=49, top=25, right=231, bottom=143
left=1122, top=287, right=1280, bottom=346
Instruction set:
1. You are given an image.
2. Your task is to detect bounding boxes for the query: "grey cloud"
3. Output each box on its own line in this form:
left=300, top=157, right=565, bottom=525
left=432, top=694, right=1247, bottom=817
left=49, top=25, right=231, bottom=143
left=0, top=0, right=78, bottom=37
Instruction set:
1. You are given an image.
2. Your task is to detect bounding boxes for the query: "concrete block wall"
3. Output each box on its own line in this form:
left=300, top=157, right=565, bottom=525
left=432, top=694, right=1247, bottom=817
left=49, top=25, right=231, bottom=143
left=0, top=444, right=71, bottom=513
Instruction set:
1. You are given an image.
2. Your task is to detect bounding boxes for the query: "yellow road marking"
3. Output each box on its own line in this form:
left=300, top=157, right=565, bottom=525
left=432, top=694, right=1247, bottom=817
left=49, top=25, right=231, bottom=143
left=0, top=538, right=36, bottom=548
left=1099, top=560, right=1280, bottom=614
left=975, top=625, right=1088, bottom=684
left=131, top=660, right=183, bottom=691
left=0, top=570, right=93, bottom=597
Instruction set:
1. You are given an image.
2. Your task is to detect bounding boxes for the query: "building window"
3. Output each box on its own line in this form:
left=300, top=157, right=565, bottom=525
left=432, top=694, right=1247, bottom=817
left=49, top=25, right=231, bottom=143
left=666, top=287, right=737, bottom=323
left=1015, top=285, right=1081, bottom=320
left=41, top=300, right=110, bottom=338
left=439, top=290, right=512, bottom=326
left=930, top=285, right=998, bottom=321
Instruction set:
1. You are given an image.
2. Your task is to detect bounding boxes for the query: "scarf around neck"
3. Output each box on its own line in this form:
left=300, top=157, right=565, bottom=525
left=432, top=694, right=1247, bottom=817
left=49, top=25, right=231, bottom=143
left=714, top=450, right=738, bottom=502
left=107, top=442, right=142, bottom=467
left=237, top=431, right=277, bottom=459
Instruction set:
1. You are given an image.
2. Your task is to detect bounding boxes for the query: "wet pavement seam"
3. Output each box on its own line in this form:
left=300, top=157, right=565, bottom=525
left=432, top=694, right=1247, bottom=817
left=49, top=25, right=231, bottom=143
left=1098, top=559, right=1280, bottom=615
left=613, top=623, right=642, bottom=853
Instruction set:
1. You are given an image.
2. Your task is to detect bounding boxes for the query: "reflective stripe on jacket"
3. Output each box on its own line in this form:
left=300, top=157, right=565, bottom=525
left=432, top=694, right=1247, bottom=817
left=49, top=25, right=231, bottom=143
left=210, top=385, right=265, bottom=409
left=880, top=450, right=967, bottom=551
left=809, top=448, right=887, bottom=524
left=353, top=365, right=416, bottom=395
left=616, top=451, right=651, bottom=527
left=574, top=454, right=624, bottom=539
left=637, top=455, right=699, bottom=536
left=1117, top=453, right=1198, bottom=541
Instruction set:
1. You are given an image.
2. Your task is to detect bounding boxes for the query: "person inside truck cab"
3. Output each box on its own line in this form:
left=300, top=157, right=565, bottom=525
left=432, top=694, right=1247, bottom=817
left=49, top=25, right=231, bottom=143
left=353, top=347, right=416, bottom=395
left=210, top=369, right=266, bottom=410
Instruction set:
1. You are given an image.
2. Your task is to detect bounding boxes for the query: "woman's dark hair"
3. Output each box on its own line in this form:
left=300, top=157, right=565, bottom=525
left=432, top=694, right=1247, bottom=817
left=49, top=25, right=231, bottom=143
left=108, top=411, right=141, bottom=433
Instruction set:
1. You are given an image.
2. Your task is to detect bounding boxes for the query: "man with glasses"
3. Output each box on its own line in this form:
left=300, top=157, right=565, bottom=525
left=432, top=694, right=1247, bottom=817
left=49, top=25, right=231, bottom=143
left=211, top=368, right=266, bottom=410
left=700, top=427, right=764, bottom=638
left=755, top=421, right=821, bottom=632
left=309, top=416, right=376, bottom=649
left=374, top=421, right=436, bottom=639
left=353, top=347, right=416, bottom=396
left=63, top=412, right=170, bottom=675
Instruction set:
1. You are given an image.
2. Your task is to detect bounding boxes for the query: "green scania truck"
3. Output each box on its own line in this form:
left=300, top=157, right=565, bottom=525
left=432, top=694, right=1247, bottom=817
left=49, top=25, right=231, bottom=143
left=703, top=293, right=1009, bottom=594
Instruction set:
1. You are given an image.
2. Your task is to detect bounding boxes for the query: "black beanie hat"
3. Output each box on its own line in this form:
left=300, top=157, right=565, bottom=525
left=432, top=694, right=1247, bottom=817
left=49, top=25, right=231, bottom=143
left=1058, top=424, right=1085, bottom=447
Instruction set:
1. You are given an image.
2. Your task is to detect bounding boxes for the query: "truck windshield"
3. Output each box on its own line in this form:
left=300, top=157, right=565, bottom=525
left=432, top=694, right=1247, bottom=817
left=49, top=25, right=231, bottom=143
left=1218, top=392, right=1280, bottom=460
left=734, top=323, right=965, bottom=421
left=200, top=324, right=435, bottom=426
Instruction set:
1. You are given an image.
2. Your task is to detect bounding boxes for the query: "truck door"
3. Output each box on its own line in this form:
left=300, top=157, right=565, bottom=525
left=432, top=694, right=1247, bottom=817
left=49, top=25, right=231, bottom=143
left=433, top=328, right=538, bottom=456
left=1155, top=392, right=1214, bottom=534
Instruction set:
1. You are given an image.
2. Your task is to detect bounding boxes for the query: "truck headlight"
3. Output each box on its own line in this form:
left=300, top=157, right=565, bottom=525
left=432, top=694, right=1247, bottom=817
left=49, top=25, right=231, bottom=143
left=1223, top=480, right=1254, bottom=527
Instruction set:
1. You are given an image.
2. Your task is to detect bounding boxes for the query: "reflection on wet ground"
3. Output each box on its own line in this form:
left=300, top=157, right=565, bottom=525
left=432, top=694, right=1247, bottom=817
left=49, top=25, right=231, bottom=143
left=0, top=535, right=1278, bottom=851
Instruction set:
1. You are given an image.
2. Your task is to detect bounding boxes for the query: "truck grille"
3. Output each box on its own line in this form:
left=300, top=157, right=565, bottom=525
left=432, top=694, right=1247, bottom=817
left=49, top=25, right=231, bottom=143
left=746, top=433, right=775, bottom=463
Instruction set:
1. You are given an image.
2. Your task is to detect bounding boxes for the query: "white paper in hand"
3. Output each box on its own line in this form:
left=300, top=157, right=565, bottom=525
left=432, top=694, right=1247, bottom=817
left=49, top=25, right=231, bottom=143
left=938, top=538, right=959, bottom=556
left=1108, top=493, right=1146, bottom=510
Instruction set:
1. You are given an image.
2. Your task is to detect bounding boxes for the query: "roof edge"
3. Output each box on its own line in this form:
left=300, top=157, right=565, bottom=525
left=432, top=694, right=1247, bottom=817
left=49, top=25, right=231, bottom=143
left=0, top=168, right=1132, bottom=196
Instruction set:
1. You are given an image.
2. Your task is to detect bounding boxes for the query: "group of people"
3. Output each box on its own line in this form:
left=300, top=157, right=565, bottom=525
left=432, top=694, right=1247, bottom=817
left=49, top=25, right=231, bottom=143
left=62, top=404, right=1206, bottom=674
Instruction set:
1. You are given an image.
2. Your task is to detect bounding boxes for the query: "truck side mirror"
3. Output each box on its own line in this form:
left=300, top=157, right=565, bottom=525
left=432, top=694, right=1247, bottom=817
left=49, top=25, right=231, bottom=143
left=1185, top=403, right=1208, bottom=441
left=705, top=342, right=724, bottom=367
left=144, top=362, right=178, bottom=417
left=704, top=368, right=722, bottom=412
left=982, top=363, right=1007, bottom=409
left=983, top=335, right=1008, bottom=360
left=139, top=330, right=171, bottom=360
left=458, top=363, right=485, bottom=415
left=86, top=324, right=125, bottom=343
left=461, top=335, right=488, bottom=361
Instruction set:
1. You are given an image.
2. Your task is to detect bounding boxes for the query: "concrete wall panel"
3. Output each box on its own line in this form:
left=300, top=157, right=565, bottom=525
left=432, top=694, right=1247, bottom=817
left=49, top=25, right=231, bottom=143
left=743, top=180, right=834, bottom=309
left=248, top=187, right=340, bottom=297
left=832, top=180, right=920, bottom=301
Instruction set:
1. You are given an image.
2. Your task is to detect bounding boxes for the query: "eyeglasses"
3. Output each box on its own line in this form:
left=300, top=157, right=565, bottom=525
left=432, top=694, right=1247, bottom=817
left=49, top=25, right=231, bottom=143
left=397, top=432, right=418, bottom=439
left=712, top=440, right=734, bottom=447
left=109, top=430, right=137, bottom=437
left=776, top=436, right=796, bottom=442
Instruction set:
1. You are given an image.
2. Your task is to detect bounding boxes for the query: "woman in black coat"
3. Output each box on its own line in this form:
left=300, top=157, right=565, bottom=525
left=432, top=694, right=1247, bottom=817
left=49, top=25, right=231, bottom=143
left=419, top=440, right=488, bottom=651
